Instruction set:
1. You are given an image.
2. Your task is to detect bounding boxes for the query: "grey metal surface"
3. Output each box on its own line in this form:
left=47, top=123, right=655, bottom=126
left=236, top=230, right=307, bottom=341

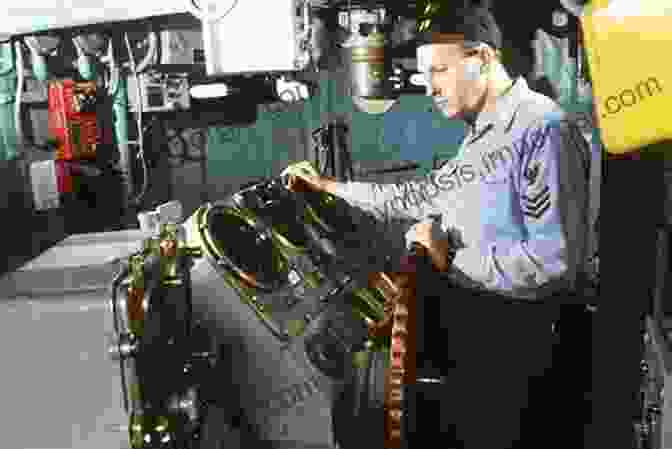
left=0, top=226, right=343, bottom=449
left=19, top=230, right=149, bottom=269
left=0, top=230, right=149, bottom=298
left=0, top=292, right=128, bottom=449
left=0, top=230, right=149, bottom=449
left=188, top=256, right=338, bottom=449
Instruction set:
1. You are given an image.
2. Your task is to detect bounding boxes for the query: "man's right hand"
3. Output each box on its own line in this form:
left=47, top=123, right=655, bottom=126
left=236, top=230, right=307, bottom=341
left=285, top=171, right=323, bottom=193
left=281, top=161, right=340, bottom=194
left=282, top=161, right=323, bottom=192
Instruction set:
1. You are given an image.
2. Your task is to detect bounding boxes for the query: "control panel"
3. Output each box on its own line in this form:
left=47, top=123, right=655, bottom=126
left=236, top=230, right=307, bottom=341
left=127, top=71, right=191, bottom=113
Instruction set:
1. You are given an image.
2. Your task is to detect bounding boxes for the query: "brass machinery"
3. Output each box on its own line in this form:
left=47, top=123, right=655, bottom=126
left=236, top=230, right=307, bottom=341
left=109, top=170, right=401, bottom=448
left=108, top=224, right=211, bottom=449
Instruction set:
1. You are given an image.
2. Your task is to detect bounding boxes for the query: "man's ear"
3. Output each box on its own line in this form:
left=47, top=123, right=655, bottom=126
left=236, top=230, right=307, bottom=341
left=480, top=46, right=497, bottom=66
left=474, top=46, right=493, bottom=74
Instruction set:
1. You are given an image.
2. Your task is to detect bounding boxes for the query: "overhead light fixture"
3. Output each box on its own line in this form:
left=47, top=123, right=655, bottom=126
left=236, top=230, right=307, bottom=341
left=189, top=83, right=230, bottom=99
left=340, top=8, right=401, bottom=115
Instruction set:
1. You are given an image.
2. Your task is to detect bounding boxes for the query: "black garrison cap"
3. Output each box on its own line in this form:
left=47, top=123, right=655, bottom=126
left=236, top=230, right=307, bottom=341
left=416, top=6, right=503, bottom=51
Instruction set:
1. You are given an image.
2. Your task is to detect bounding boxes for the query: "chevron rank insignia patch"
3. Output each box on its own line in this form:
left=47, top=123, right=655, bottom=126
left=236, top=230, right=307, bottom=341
left=522, top=185, right=551, bottom=219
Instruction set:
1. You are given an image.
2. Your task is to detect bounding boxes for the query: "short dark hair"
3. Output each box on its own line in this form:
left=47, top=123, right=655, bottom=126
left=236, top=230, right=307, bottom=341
left=417, top=6, right=503, bottom=51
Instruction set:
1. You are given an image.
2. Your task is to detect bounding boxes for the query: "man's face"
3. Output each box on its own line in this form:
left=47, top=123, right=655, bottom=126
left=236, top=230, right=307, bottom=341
left=417, top=42, right=484, bottom=120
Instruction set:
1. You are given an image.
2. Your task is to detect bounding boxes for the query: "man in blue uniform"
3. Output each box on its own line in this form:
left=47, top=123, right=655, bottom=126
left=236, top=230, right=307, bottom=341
left=287, top=6, right=592, bottom=448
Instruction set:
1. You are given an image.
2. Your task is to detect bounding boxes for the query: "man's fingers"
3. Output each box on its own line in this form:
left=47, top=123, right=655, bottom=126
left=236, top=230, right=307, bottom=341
left=290, top=175, right=304, bottom=191
left=285, top=173, right=316, bottom=192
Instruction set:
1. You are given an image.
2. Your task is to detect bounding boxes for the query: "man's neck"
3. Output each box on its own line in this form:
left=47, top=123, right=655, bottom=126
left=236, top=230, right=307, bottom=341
left=484, top=75, right=516, bottom=111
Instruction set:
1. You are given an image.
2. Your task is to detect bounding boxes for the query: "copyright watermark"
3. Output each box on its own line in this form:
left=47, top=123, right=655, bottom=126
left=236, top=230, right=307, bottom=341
left=601, top=77, right=663, bottom=117
left=372, top=115, right=588, bottom=221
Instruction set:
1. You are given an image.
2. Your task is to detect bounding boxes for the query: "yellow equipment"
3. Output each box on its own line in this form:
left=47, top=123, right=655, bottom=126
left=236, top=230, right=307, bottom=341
left=580, top=0, right=672, bottom=154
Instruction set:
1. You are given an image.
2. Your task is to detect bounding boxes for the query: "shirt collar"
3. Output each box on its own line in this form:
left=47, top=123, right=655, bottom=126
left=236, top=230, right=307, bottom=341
left=470, top=76, right=529, bottom=137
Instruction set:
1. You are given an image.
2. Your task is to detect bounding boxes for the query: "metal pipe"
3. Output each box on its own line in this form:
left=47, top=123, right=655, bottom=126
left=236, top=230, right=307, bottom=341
left=0, top=43, right=17, bottom=162
left=72, top=36, right=95, bottom=81
left=124, top=32, right=148, bottom=207
left=14, top=40, right=24, bottom=151
left=108, top=39, right=134, bottom=208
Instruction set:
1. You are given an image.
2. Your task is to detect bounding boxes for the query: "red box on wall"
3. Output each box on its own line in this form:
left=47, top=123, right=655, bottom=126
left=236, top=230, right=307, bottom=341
left=48, top=79, right=110, bottom=161
left=54, top=159, right=74, bottom=194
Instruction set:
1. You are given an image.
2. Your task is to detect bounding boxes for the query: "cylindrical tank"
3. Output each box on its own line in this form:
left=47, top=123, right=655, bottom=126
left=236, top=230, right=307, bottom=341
left=345, top=28, right=390, bottom=99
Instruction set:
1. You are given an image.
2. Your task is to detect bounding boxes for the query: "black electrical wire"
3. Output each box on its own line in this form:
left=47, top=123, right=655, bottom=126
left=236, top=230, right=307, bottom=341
left=312, top=125, right=332, bottom=176
left=335, top=121, right=355, bottom=181
left=312, top=128, right=320, bottom=170
left=312, top=129, right=322, bottom=172
left=328, top=123, right=337, bottom=178
left=312, top=121, right=354, bottom=181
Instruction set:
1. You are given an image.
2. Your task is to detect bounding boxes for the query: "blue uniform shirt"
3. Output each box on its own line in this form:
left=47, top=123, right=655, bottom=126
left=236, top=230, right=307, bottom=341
left=331, top=77, right=592, bottom=301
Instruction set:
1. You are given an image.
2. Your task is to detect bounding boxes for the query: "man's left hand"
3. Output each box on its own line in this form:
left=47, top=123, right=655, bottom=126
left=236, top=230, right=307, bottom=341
left=406, top=219, right=452, bottom=272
